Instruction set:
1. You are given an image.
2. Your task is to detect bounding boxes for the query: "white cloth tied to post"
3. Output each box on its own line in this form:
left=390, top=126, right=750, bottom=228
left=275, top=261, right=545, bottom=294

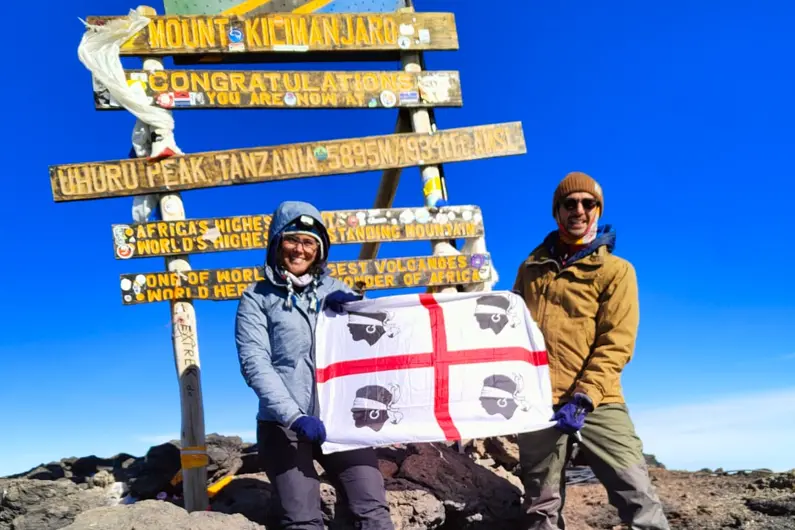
left=315, top=291, right=555, bottom=454
left=76, top=9, right=182, bottom=222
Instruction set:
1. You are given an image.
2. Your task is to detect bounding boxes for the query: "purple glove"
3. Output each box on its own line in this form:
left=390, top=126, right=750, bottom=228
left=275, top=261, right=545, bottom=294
left=324, top=290, right=362, bottom=314
left=290, top=415, right=327, bottom=443
left=552, top=393, right=594, bottom=434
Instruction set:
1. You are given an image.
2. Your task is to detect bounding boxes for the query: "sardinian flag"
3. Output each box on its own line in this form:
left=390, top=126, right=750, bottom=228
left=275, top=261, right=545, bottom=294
left=315, top=290, right=555, bottom=454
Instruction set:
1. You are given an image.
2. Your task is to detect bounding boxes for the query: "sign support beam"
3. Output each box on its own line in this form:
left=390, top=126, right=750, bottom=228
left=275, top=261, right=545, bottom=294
left=403, top=0, right=460, bottom=452
left=138, top=5, right=209, bottom=513
left=397, top=5, right=455, bottom=291
left=359, top=110, right=411, bottom=261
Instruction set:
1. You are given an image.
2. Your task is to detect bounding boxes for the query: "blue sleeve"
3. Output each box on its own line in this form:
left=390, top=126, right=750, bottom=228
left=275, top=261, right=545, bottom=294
left=340, top=280, right=361, bottom=297
left=234, top=287, right=303, bottom=427
left=337, top=277, right=366, bottom=297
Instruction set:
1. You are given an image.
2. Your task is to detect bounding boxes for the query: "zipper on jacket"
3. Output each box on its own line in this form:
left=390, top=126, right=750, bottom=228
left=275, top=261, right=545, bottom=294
left=527, top=258, right=560, bottom=331
left=294, top=296, right=318, bottom=418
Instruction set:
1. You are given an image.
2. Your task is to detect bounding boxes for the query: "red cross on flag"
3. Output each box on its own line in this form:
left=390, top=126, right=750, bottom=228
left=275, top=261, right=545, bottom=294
left=316, top=291, right=555, bottom=454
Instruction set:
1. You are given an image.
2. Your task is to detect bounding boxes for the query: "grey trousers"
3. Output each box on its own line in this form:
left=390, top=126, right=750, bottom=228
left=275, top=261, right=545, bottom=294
left=257, top=421, right=394, bottom=530
left=517, top=404, right=669, bottom=530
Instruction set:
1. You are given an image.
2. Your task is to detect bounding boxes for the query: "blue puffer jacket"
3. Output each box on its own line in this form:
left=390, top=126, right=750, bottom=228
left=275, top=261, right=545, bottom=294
left=234, top=200, right=356, bottom=426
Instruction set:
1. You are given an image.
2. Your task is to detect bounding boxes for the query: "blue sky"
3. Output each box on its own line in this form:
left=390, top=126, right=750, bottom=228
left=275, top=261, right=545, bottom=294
left=3, top=0, right=794, bottom=477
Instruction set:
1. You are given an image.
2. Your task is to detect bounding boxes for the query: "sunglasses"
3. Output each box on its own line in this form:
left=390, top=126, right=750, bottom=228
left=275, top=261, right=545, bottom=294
left=561, top=198, right=600, bottom=211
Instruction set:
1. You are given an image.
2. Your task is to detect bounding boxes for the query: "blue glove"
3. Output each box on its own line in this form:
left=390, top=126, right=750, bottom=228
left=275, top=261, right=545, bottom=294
left=324, top=290, right=362, bottom=314
left=552, top=393, right=594, bottom=435
left=290, top=415, right=327, bottom=444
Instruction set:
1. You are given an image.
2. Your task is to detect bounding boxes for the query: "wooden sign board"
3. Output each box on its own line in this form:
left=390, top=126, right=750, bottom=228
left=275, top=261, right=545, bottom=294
left=85, top=12, right=458, bottom=58
left=120, top=253, right=492, bottom=304
left=50, top=122, right=526, bottom=202
left=112, top=205, right=483, bottom=259
left=94, top=70, right=462, bottom=110
left=161, top=0, right=412, bottom=64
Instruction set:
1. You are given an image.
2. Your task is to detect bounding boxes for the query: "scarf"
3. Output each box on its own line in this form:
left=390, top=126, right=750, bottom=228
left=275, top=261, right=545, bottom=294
left=281, top=269, right=321, bottom=312
left=556, top=211, right=599, bottom=245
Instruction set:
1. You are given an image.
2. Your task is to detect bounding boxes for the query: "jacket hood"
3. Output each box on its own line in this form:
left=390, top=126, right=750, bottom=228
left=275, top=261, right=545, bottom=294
left=265, top=201, right=332, bottom=279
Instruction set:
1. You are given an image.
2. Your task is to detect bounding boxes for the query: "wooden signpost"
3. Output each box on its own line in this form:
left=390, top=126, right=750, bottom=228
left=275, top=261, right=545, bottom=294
left=94, top=69, right=463, bottom=110
left=53, top=0, right=527, bottom=513
left=120, top=253, right=492, bottom=304
left=50, top=122, right=525, bottom=202
left=111, top=205, right=484, bottom=259
left=86, top=12, right=459, bottom=57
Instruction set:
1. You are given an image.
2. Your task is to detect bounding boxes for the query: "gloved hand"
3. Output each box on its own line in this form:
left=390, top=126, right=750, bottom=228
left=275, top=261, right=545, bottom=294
left=324, top=290, right=363, bottom=314
left=290, top=415, right=327, bottom=444
left=552, top=393, right=594, bottom=434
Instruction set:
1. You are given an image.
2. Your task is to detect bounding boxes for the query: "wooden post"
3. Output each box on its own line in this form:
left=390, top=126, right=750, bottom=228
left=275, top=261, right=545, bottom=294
left=397, top=4, right=456, bottom=291
left=399, top=1, right=461, bottom=452
left=136, top=5, right=209, bottom=513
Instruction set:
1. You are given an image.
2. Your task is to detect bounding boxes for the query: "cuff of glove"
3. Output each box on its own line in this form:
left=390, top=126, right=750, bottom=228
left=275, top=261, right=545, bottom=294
left=573, top=392, right=595, bottom=412
left=286, top=412, right=305, bottom=429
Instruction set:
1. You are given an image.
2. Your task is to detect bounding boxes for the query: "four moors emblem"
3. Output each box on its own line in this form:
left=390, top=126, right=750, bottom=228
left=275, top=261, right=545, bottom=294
left=326, top=293, right=543, bottom=434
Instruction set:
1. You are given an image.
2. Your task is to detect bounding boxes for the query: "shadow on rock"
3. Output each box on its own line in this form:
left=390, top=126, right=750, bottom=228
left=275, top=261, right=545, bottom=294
left=396, top=443, right=522, bottom=529
left=210, top=475, right=273, bottom=526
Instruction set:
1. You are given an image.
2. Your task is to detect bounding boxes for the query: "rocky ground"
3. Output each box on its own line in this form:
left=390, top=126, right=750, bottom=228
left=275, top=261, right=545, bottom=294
left=1, top=434, right=793, bottom=529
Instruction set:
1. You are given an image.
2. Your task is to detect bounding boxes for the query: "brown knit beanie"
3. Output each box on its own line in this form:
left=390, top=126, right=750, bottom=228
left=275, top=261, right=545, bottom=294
left=552, top=171, right=604, bottom=217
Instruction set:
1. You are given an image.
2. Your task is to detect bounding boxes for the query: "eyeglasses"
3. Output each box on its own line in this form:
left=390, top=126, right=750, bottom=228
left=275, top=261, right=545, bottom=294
left=561, top=198, right=600, bottom=211
left=282, top=235, right=318, bottom=251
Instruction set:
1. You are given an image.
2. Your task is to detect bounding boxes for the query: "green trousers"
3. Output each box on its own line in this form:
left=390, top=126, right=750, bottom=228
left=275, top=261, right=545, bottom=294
left=517, top=403, right=669, bottom=530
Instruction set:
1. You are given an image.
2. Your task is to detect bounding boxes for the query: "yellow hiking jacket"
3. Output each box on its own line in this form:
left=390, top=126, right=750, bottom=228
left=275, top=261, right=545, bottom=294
left=512, top=227, right=639, bottom=408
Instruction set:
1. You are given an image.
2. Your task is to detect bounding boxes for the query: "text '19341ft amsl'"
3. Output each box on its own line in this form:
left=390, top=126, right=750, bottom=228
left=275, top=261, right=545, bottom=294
left=50, top=122, right=526, bottom=202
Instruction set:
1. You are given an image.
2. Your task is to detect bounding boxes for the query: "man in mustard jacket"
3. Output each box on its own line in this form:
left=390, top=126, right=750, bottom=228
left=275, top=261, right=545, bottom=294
left=513, top=172, right=669, bottom=529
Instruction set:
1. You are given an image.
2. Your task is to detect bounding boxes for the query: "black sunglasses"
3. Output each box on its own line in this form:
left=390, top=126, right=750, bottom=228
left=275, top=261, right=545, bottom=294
left=561, top=198, right=600, bottom=211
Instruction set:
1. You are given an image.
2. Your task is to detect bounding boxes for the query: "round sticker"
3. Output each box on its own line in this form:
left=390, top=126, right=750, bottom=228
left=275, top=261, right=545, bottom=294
left=156, top=93, right=174, bottom=108
left=120, top=278, right=132, bottom=291
left=228, top=28, right=243, bottom=43
left=135, top=274, right=146, bottom=286
left=313, top=146, right=328, bottom=161
left=470, top=255, right=486, bottom=269
left=162, top=197, right=180, bottom=215
left=117, top=244, right=133, bottom=259
left=379, top=90, right=397, bottom=108
left=284, top=92, right=297, bottom=106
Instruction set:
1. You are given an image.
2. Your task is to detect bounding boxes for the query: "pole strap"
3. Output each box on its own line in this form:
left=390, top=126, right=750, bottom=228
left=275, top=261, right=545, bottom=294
left=180, top=445, right=209, bottom=469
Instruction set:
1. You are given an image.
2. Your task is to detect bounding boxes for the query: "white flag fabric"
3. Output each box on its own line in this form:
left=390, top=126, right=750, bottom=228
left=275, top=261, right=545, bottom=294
left=316, top=290, right=556, bottom=454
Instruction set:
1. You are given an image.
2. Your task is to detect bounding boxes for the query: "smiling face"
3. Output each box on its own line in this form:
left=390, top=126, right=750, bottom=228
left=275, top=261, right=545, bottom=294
left=280, top=234, right=319, bottom=276
left=557, top=191, right=600, bottom=238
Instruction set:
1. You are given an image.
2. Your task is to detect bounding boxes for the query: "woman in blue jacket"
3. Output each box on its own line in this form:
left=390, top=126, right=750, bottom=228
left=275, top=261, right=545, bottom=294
left=234, top=200, right=394, bottom=530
